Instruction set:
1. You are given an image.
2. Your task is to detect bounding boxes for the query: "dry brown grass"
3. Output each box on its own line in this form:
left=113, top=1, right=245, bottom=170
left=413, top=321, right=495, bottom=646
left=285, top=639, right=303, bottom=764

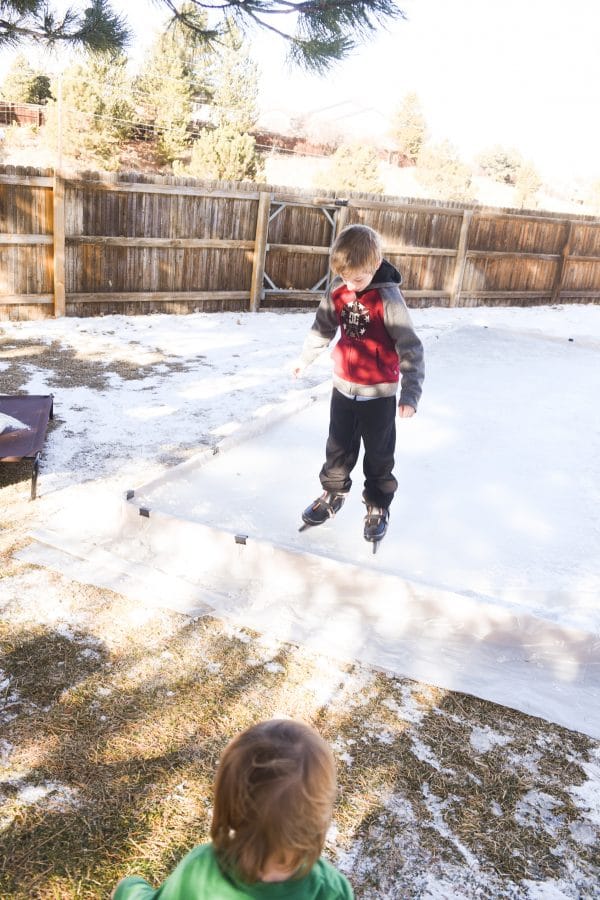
left=2, top=575, right=598, bottom=899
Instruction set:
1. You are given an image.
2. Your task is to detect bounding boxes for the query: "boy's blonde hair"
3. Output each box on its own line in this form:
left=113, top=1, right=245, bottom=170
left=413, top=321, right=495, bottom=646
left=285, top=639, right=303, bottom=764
left=330, top=224, right=382, bottom=276
left=211, top=719, right=336, bottom=884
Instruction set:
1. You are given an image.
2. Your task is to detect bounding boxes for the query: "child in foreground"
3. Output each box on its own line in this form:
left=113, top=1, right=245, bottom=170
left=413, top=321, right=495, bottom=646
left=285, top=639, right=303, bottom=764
left=112, top=719, right=353, bottom=899
left=293, top=224, right=424, bottom=549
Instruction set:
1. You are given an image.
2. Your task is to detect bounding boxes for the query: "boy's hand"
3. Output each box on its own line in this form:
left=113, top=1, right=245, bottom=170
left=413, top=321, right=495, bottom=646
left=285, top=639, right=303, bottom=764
left=398, top=404, right=416, bottom=418
left=290, top=360, right=306, bottom=378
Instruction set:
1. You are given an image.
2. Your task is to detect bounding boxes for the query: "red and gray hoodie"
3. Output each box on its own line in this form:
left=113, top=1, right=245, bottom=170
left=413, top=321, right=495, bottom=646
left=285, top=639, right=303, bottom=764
left=299, top=259, right=425, bottom=410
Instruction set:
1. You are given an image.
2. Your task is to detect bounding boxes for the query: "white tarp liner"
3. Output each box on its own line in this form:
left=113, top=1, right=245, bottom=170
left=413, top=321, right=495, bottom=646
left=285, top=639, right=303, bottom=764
left=19, top=326, right=600, bottom=737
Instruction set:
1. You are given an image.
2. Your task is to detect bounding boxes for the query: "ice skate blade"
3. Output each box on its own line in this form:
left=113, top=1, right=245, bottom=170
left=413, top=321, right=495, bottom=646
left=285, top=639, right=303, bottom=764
left=364, top=537, right=383, bottom=554
left=299, top=521, right=314, bottom=532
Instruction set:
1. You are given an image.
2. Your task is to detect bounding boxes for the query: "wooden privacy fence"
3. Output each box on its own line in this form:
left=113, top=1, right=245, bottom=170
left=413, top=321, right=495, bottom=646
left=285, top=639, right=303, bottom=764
left=1, top=165, right=600, bottom=319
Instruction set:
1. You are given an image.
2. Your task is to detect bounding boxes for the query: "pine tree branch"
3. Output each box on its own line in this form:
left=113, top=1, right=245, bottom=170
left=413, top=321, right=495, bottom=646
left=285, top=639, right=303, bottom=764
left=0, top=1, right=129, bottom=50
left=155, top=0, right=406, bottom=70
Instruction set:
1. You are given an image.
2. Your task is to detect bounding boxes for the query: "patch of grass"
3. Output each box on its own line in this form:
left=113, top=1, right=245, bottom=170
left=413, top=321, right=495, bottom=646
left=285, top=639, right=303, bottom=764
left=0, top=335, right=208, bottom=396
left=1, top=584, right=600, bottom=898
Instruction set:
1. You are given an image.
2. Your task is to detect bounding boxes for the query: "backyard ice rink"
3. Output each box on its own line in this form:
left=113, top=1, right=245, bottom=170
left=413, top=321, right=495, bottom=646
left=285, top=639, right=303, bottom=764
left=11, top=304, right=600, bottom=740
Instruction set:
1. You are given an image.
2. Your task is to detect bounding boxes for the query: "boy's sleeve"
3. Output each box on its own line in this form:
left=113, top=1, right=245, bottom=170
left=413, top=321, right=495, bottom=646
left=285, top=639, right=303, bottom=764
left=383, top=292, right=425, bottom=411
left=298, top=290, right=339, bottom=368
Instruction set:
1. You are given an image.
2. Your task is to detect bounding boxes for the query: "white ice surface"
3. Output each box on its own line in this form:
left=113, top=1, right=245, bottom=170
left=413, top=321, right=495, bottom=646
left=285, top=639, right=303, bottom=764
left=129, top=326, right=600, bottom=609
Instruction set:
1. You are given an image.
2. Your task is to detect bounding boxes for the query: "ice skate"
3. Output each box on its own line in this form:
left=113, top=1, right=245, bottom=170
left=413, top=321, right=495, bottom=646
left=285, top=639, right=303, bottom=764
left=299, top=491, right=346, bottom=531
left=363, top=504, right=389, bottom=553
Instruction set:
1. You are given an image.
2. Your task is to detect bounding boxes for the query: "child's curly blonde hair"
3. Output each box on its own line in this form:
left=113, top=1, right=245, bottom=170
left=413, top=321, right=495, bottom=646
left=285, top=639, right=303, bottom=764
left=211, top=719, right=337, bottom=883
left=330, top=224, right=382, bottom=276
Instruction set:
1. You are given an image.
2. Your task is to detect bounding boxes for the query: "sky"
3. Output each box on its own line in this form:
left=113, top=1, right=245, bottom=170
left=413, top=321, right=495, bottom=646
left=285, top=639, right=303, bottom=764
left=1, top=0, right=600, bottom=179
left=251, top=0, right=600, bottom=180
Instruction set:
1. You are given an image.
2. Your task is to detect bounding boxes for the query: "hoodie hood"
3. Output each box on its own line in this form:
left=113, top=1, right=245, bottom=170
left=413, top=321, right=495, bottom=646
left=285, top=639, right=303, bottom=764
left=367, top=259, right=402, bottom=289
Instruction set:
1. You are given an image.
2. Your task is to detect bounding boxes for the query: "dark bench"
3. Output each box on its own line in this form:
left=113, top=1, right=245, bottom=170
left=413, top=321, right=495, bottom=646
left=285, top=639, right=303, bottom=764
left=0, top=395, right=54, bottom=499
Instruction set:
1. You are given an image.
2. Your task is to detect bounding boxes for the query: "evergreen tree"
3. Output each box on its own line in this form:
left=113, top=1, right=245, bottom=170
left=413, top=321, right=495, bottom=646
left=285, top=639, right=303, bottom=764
left=160, top=1, right=214, bottom=103
left=156, top=0, right=406, bottom=71
left=476, top=145, right=523, bottom=184
left=135, top=3, right=213, bottom=164
left=477, top=145, right=542, bottom=207
left=26, top=73, right=52, bottom=104
left=513, top=161, right=542, bottom=209
left=0, top=0, right=128, bottom=52
left=175, top=18, right=261, bottom=181
left=208, top=20, right=259, bottom=133
left=416, top=141, right=474, bottom=202
left=0, top=54, right=44, bottom=102
left=390, top=92, right=427, bottom=164
left=176, top=123, right=260, bottom=181
left=43, top=51, right=135, bottom=169
left=134, top=49, right=192, bottom=165
left=1, top=54, right=52, bottom=103
left=315, top=142, right=384, bottom=194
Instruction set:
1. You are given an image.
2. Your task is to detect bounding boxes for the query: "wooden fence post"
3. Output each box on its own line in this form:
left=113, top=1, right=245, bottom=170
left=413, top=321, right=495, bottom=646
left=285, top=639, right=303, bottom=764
left=334, top=202, right=349, bottom=237
left=551, top=220, right=573, bottom=305
left=250, top=190, right=271, bottom=312
left=450, top=209, right=472, bottom=307
left=52, top=170, right=66, bottom=317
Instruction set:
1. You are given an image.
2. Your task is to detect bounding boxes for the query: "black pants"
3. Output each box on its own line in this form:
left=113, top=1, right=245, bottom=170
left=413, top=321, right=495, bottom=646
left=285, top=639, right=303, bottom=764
left=319, top=389, right=398, bottom=509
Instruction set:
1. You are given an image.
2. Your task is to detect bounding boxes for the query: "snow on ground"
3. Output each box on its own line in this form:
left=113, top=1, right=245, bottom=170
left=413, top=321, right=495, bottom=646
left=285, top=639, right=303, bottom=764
left=2, top=302, right=599, bottom=494
left=1, top=302, right=598, bottom=489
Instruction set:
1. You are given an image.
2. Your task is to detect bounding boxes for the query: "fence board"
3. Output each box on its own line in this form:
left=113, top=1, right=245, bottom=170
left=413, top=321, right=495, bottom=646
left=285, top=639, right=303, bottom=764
left=562, top=259, right=600, bottom=291
left=53, top=173, right=66, bottom=316
left=450, top=210, right=473, bottom=306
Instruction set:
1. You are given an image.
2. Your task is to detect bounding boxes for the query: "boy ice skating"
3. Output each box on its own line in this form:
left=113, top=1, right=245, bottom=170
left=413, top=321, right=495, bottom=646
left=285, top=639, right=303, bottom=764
left=112, top=719, right=353, bottom=899
left=293, top=224, right=424, bottom=550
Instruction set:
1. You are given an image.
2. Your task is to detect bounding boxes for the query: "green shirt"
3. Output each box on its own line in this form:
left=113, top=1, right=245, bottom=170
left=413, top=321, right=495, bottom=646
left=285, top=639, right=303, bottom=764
left=113, top=844, right=354, bottom=900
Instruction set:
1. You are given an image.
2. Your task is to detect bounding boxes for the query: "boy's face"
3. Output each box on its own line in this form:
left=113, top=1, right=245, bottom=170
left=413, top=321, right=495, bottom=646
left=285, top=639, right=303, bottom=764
left=340, top=264, right=379, bottom=293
